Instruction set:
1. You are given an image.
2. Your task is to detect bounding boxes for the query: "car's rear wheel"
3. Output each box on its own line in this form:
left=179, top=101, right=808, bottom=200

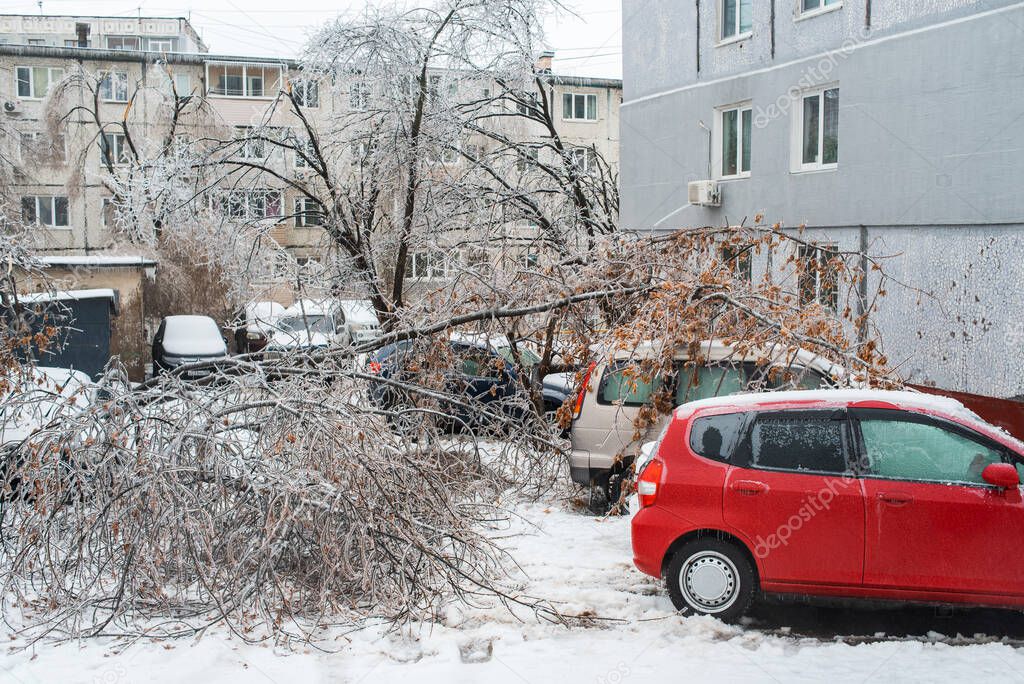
left=666, top=539, right=757, bottom=622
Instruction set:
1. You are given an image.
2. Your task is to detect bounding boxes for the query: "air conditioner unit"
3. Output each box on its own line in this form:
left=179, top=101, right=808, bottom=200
left=3, top=100, right=23, bottom=115
left=688, top=180, right=721, bottom=207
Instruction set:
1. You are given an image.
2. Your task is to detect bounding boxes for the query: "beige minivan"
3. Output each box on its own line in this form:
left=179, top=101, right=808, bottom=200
left=568, top=341, right=844, bottom=498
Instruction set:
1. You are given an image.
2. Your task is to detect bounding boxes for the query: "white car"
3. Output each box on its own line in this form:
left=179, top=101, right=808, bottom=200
left=264, top=299, right=382, bottom=357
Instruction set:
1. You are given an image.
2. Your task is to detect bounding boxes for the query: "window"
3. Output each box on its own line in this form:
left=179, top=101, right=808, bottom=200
left=101, top=198, right=116, bottom=227
left=676, top=365, right=746, bottom=404
left=747, top=411, right=849, bottom=474
left=798, top=243, right=839, bottom=310
left=407, top=251, right=451, bottom=279
left=64, top=39, right=90, bottom=47
left=690, top=413, right=746, bottom=462
left=22, top=196, right=69, bottom=227
left=570, top=147, right=598, bottom=173
left=517, top=146, right=539, bottom=173
left=562, top=93, right=598, bottom=121
left=147, top=37, right=175, bottom=51
left=349, top=81, right=370, bottom=110
left=801, top=0, right=842, bottom=16
left=720, top=105, right=752, bottom=178
left=720, top=0, right=753, bottom=41
left=207, top=62, right=282, bottom=98
left=15, top=66, right=63, bottom=99
left=216, top=190, right=282, bottom=220
left=99, top=71, right=129, bottom=103
left=720, top=243, right=752, bottom=281
left=161, top=72, right=191, bottom=97
left=294, top=198, right=324, bottom=227
left=798, top=87, right=839, bottom=170
left=20, top=132, right=66, bottom=163
left=293, top=137, right=318, bottom=168
left=600, top=364, right=665, bottom=406
left=27, top=39, right=46, bottom=46
left=858, top=415, right=1005, bottom=486
left=235, top=127, right=266, bottom=159
left=99, top=132, right=129, bottom=166
left=292, top=79, right=320, bottom=108
left=106, top=36, right=141, bottom=50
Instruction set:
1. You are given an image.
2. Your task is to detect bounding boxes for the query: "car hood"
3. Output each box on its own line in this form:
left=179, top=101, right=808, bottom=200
left=542, top=372, right=575, bottom=399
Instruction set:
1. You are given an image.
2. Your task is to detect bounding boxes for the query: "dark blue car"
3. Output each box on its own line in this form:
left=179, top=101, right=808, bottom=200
left=367, top=339, right=571, bottom=432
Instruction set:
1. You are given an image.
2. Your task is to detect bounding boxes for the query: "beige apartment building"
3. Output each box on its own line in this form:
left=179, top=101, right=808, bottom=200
left=0, top=15, right=621, bottom=374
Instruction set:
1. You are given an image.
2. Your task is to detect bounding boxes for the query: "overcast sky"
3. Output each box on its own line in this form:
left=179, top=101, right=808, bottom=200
left=7, top=0, right=623, bottom=78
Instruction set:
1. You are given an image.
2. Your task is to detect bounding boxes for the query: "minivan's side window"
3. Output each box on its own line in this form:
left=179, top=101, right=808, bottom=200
left=676, top=365, right=745, bottom=404
left=690, top=412, right=746, bottom=463
left=600, top=364, right=664, bottom=405
left=748, top=412, right=848, bottom=473
left=858, top=417, right=1003, bottom=486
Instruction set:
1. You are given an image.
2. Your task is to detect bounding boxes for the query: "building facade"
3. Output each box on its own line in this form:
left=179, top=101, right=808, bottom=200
left=0, top=16, right=621, bottom=376
left=621, top=0, right=1024, bottom=397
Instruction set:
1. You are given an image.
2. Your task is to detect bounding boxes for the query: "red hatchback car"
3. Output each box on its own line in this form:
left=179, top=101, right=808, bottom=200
left=632, top=390, right=1024, bottom=622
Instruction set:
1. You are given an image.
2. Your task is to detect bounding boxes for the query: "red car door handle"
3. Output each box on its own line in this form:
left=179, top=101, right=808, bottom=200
left=731, top=480, right=768, bottom=496
left=877, top=492, right=913, bottom=506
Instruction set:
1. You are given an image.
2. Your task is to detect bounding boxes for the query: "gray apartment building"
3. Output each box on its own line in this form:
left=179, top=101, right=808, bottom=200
left=621, top=0, right=1024, bottom=397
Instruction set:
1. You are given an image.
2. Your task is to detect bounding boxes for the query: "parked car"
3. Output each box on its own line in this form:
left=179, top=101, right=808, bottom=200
left=368, top=336, right=570, bottom=432
left=263, top=299, right=381, bottom=358
left=449, top=333, right=574, bottom=414
left=233, top=301, right=286, bottom=355
left=569, top=341, right=843, bottom=499
left=632, top=389, right=1024, bottom=621
left=152, top=315, right=229, bottom=378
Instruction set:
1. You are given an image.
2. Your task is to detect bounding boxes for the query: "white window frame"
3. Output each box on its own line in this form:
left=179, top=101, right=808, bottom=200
left=292, top=78, right=319, bottom=108
left=349, top=81, right=370, bottom=111
left=100, top=132, right=129, bottom=167
left=147, top=37, right=175, bottom=51
left=718, top=0, right=753, bottom=44
left=106, top=35, right=141, bottom=51
left=797, top=243, right=839, bottom=310
left=217, top=190, right=283, bottom=221
left=714, top=101, right=752, bottom=179
left=206, top=62, right=283, bottom=99
left=15, top=65, right=63, bottom=99
left=22, top=195, right=70, bottom=228
left=562, top=92, right=598, bottom=122
left=293, top=138, right=317, bottom=169
left=235, top=127, right=266, bottom=160
left=797, top=0, right=843, bottom=21
left=791, top=85, right=839, bottom=173
left=569, top=147, right=598, bottom=174
left=99, top=71, right=129, bottom=103
left=294, top=198, right=323, bottom=227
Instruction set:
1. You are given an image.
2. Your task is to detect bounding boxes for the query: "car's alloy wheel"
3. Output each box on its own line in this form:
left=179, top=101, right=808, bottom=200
left=666, top=539, right=756, bottom=622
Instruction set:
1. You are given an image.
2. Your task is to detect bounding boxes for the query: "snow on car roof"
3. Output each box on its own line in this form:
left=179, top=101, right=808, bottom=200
left=338, top=300, right=380, bottom=326
left=674, top=388, right=1024, bottom=450
left=610, top=340, right=846, bottom=379
left=162, top=315, right=227, bottom=357
left=244, top=302, right=286, bottom=331
left=283, top=299, right=333, bottom=317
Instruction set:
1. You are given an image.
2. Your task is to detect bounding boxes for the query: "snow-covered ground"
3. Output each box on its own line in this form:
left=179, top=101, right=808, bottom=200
left=6, top=501, right=1024, bottom=683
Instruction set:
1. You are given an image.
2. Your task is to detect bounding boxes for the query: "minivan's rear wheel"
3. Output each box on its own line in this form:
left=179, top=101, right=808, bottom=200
left=666, top=539, right=756, bottom=622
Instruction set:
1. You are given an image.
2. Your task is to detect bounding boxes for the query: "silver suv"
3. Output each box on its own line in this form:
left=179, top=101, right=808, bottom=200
left=568, top=341, right=843, bottom=497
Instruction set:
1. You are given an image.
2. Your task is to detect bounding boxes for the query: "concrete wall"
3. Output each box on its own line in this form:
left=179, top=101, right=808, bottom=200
left=620, top=0, right=1024, bottom=396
